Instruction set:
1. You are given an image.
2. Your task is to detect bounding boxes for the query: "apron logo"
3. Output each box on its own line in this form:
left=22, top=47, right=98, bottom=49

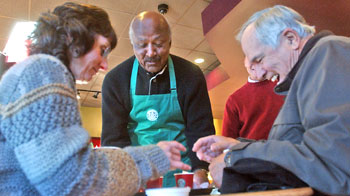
left=146, top=109, right=158, bottom=121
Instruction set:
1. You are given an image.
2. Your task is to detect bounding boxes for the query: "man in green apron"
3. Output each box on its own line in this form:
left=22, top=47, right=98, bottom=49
left=101, top=11, right=215, bottom=187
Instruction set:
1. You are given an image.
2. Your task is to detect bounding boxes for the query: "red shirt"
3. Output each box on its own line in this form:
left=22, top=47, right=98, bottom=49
left=222, top=80, right=284, bottom=140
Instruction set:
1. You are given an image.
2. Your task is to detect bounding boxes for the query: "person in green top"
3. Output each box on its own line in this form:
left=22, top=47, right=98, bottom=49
left=101, top=11, right=215, bottom=188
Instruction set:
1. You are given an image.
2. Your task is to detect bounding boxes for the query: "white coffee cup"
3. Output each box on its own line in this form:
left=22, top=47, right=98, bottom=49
left=145, top=187, right=191, bottom=196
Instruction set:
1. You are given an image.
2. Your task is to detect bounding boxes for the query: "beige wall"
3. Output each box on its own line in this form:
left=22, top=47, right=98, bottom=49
left=80, top=107, right=102, bottom=138
left=80, top=106, right=223, bottom=137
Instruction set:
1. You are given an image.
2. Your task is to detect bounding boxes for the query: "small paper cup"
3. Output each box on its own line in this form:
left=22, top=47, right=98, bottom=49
left=174, top=172, right=194, bottom=188
left=146, top=176, right=163, bottom=188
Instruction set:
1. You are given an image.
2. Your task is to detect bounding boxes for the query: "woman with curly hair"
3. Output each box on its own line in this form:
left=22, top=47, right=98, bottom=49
left=0, top=2, right=190, bottom=195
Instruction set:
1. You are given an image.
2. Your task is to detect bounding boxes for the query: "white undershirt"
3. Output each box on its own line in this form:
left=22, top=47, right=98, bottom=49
left=247, top=76, right=262, bottom=83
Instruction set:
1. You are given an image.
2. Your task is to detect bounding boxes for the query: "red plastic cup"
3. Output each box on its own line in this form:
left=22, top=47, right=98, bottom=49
left=174, top=173, right=194, bottom=188
left=146, top=177, right=163, bottom=189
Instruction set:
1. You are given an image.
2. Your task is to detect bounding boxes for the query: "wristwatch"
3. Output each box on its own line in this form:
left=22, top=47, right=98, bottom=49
left=224, top=150, right=233, bottom=167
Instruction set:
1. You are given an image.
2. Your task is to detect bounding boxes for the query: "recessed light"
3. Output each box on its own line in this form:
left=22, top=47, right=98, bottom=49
left=194, top=58, right=204, bottom=64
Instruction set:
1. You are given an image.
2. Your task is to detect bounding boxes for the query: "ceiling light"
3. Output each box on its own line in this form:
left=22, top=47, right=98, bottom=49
left=194, top=58, right=205, bottom=64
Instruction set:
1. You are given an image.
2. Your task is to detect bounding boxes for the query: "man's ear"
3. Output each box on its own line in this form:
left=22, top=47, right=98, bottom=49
left=281, top=28, right=300, bottom=50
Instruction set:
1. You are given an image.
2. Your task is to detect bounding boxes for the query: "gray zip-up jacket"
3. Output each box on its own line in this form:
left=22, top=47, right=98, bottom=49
left=225, top=32, right=350, bottom=195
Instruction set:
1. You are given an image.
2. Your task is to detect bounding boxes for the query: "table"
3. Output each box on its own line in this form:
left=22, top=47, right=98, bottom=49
left=204, top=187, right=314, bottom=196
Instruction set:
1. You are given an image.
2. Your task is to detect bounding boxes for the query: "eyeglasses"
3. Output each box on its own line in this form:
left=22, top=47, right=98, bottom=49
left=101, top=47, right=111, bottom=59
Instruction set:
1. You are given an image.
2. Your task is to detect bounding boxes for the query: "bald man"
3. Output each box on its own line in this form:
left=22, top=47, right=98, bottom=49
left=101, top=11, right=215, bottom=188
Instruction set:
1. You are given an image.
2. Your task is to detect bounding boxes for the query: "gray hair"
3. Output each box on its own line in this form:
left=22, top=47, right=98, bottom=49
left=236, top=5, right=315, bottom=48
left=128, top=13, right=172, bottom=45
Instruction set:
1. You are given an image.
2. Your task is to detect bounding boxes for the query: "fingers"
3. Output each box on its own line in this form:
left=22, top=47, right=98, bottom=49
left=164, top=141, right=187, bottom=152
left=196, top=146, right=207, bottom=159
left=195, top=136, right=239, bottom=154
left=192, top=135, right=215, bottom=152
left=169, top=151, right=181, bottom=161
left=170, top=145, right=181, bottom=156
left=196, top=145, right=222, bottom=163
left=211, top=142, right=232, bottom=152
left=199, top=154, right=212, bottom=163
left=169, top=154, right=190, bottom=170
left=170, top=161, right=191, bottom=171
left=195, top=146, right=209, bottom=161
left=169, top=141, right=187, bottom=152
left=201, top=152, right=221, bottom=163
left=194, top=136, right=225, bottom=163
left=157, top=141, right=191, bottom=171
left=157, top=141, right=186, bottom=153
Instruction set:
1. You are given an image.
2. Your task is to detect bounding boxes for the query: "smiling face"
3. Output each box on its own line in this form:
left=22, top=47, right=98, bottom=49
left=241, top=24, right=296, bottom=83
left=130, top=12, right=171, bottom=73
left=69, top=35, right=111, bottom=81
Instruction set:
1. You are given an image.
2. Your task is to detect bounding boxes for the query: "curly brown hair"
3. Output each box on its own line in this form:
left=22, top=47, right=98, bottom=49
left=28, top=2, right=117, bottom=68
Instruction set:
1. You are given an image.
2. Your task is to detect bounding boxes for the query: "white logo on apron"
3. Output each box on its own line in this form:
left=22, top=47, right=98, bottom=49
left=146, top=109, right=158, bottom=121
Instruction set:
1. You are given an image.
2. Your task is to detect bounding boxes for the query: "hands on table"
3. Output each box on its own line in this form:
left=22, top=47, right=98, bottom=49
left=157, top=141, right=191, bottom=171
left=157, top=135, right=241, bottom=188
left=192, top=135, right=240, bottom=163
left=192, top=135, right=240, bottom=188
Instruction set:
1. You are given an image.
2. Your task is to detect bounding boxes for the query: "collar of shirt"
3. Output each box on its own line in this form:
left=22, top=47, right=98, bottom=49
left=248, top=76, right=265, bottom=83
left=148, top=64, right=168, bottom=94
left=142, top=64, right=168, bottom=78
left=274, top=30, right=333, bottom=93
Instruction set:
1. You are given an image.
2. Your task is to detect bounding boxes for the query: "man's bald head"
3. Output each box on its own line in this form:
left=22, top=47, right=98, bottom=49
left=128, top=11, right=172, bottom=73
left=129, top=11, right=171, bottom=45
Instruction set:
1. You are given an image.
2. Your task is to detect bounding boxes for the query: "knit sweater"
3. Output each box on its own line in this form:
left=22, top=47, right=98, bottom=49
left=0, top=54, right=170, bottom=196
left=222, top=80, right=284, bottom=140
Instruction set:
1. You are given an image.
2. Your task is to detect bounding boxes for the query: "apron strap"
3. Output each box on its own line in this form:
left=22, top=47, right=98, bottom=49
left=168, top=56, right=177, bottom=92
left=130, top=58, right=139, bottom=95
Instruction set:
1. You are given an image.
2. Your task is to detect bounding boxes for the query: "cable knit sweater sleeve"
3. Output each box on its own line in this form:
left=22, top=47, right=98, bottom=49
left=0, top=54, right=169, bottom=196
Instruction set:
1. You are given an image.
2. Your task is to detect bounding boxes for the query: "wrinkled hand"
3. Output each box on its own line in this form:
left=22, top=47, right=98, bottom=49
left=209, top=153, right=226, bottom=188
left=192, top=135, right=239, bottom=163
left=193, top=169, right=209, bottom=189
left=157, top=141, right=191, bottom=171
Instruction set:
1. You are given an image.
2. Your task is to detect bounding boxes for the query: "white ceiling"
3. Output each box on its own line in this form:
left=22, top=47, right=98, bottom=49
left=0, top=0, right=217, bottom=108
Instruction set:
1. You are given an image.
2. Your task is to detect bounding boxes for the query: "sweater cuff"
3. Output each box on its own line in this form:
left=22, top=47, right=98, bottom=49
left=124, top=145, right=170, bottom=185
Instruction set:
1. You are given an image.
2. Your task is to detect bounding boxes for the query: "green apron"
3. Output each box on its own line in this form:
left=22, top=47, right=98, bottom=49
left=128, top=56, right=191, bottom=187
